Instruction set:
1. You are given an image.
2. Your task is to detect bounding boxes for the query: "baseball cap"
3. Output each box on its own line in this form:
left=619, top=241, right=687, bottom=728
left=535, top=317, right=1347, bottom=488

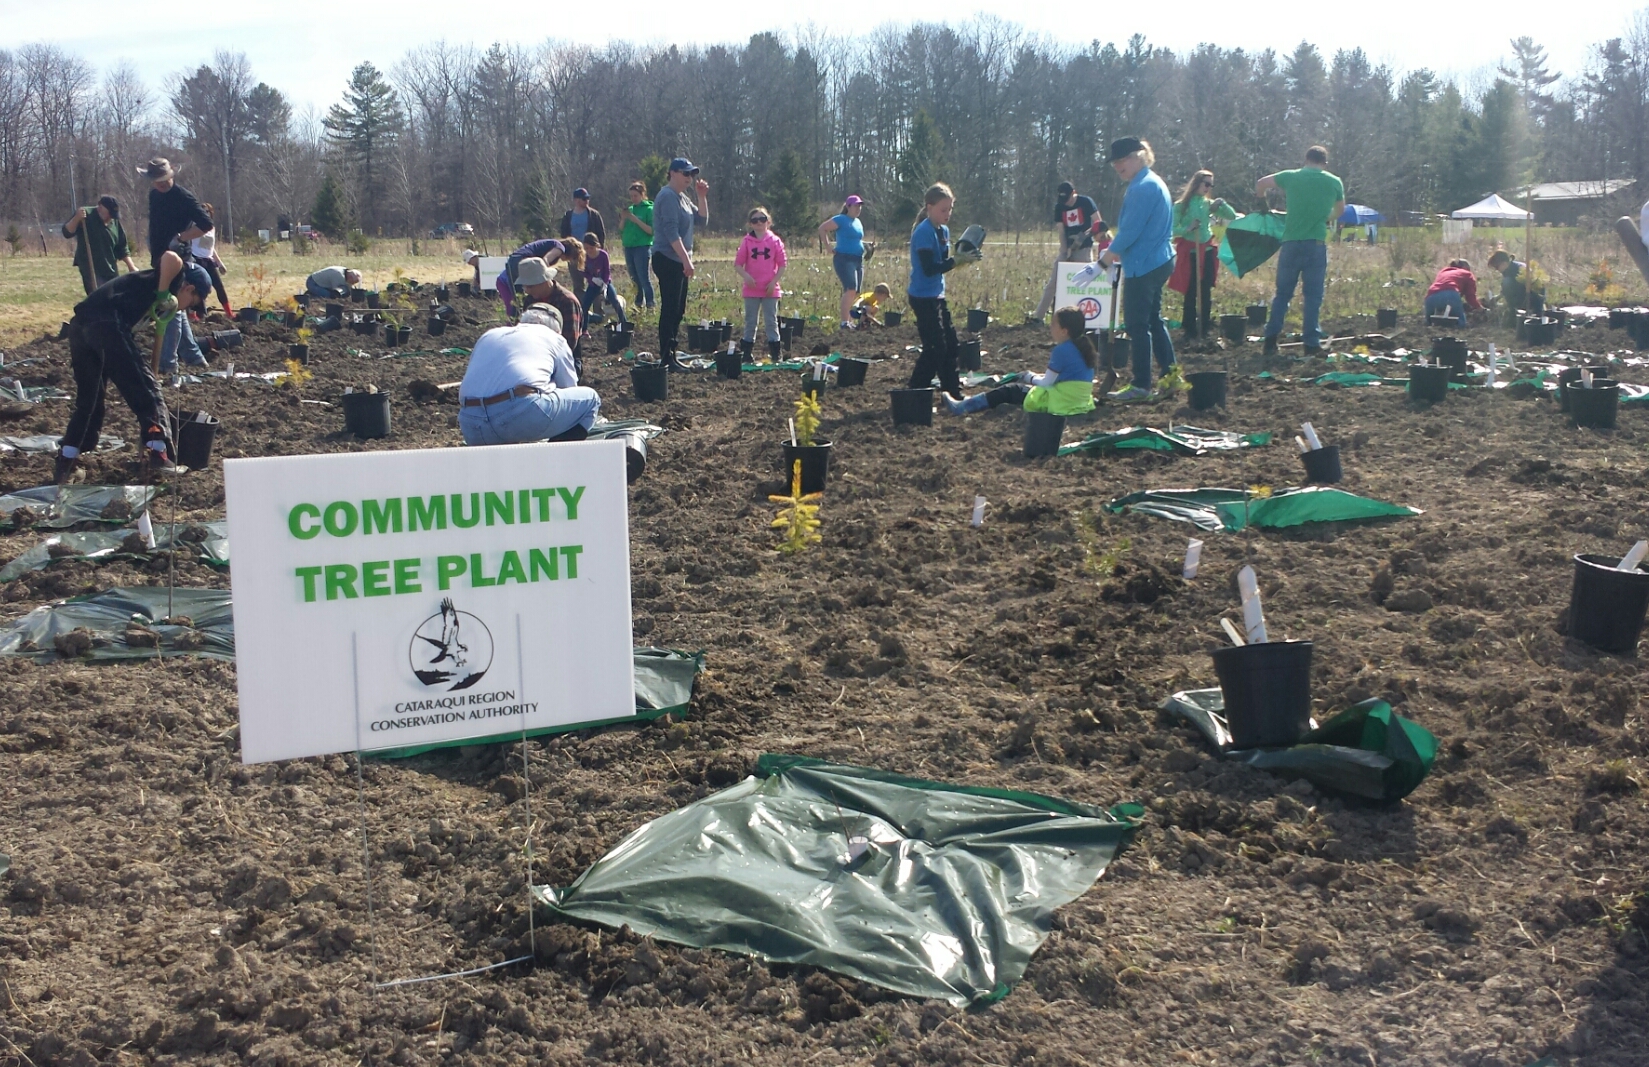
left=179, top=264, right=212, bottom=297
left=668, top=157, right=699, bottom=176
left=515, top=258, right=554, bottom=287
left=1108, top=137, right=1144, bottom=162
left=1056, top=181, right=1074, bottom=196
left=844, top=195, right=865, bottom=207
left=98, top=195, right=120, bottom=217
left=573, top=188, right=590, bottom=200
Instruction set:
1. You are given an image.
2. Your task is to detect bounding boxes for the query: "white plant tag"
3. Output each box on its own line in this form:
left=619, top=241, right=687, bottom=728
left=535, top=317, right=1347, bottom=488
left=1301, top=422, right=1322, bottom=451
left=970, top=496, right=987, bottom=527
left=1618, top=540, right=1649, bottom=572
left=136, top=511, right=157, bottom=549
left=1220, top=618, right=1246, bottom=646
left=1183, top=538, right=1203, bottom=579
left=1237, top=565, right=1268, bottom=644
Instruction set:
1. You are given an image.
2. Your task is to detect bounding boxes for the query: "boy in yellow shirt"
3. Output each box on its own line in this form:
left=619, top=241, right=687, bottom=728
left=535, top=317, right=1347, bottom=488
left=849, top=283, right=894, bottom=326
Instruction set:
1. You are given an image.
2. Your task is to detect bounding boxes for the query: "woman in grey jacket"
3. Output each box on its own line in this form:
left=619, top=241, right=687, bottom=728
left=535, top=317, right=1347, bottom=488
left=650, top=157, right=710, bottom=368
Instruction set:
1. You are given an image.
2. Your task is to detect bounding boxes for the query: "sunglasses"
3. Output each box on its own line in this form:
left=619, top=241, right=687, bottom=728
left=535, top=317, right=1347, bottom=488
left=749, top=215, right=768, bottom=223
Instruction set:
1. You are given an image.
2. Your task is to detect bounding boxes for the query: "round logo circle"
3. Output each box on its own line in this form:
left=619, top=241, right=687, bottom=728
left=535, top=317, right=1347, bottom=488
left=408, top=600, right=493, bottom=691
left=1077, top=297, right=1101, bottom=320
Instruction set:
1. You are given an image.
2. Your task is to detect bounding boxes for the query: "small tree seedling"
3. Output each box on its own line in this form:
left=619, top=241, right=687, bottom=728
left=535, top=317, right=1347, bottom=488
left=793, top=392, right=822, bottom=447
left=769, top=460, right=822, bottom=555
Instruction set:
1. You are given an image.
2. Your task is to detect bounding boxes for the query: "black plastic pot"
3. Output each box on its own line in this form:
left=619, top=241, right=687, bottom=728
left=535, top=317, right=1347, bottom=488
left=236, top=307, right=259, bottom=324
left=285, top=310, right=304, bottom=328
left=606, top=325, right=634, bottom=354
left=343, top=392, right=391, bottom=438
left=457, top=281, right=472, bottom=298
left=1567, top=380, right=1620, bottom=429
left=288, top=343, right=309, bottom=364
left=1568, top=553, right=1649, bottom=653
left=1245, top=302, right=1267, bottom=326
left=397, top=325, right=413, bottom=346
left=366, top=292, right=382, bottom=309
left=1187, top=371, right=1227, bottom=410
left=716, top=351, right=743, bottom=379
left=1431, top=336, right=1468, bottom=378
left=1409, top=364, right=1451, bottom=402
left=615, top=431, right=647, bottom=484
left=1524, top=317, right=1557, bottom=346
left=1219, top=314, right=1246, bottom=342
left=957, top=339, right=982, bottom=371
left=209, top=329, right=241, bottom=352
left=436, top=285, right=450, bottom=302
left=1376, top=307, right=1398, bottom=329
left=781, top=440, right=832, bottom=494
left=175, top=412, right=219, bottom=470
left=967, top=308, right=990, bottom=332
left=716, top=321, right=734, bottom=347
left=1557, top=367, right=1612, bottom=412
left=955, top=224, right=985, bottom=255
left=383, top=324, right=398, bottom=344
left=781, top=316, right=805, bottom=337
left=350, top=287, right=367, bottom=304
left=631, top=362, right=668, bottom=401
left=1210, top=640, right=1314, bottom=748
left=325, top=302, right=344, bottom=319
left=891, top=388, right=933, bottom=426
left=883, top=311, right=902, bottom=327
left=800, top=372, right=827, bottom=398
left=1100, top=330, right=1128, bottom=369
left=427, top=316, right=446, bottom=337
left=1022, top=412, right=1065, bottom=458
left=1300, top=444, right=1342, bottom=484
left=1635, top=311, right=1649, bottom=351
left=836, top=358, right=870, bottom=387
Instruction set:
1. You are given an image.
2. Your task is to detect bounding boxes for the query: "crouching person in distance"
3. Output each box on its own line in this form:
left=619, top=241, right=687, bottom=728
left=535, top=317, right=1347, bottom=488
left=305, top=264, right=361, bottom=299
left=457, top=304, right=602, bottom=446
left=56, top=250, right=208, bottom=483
left=944, top=307, right=1101, bottom=416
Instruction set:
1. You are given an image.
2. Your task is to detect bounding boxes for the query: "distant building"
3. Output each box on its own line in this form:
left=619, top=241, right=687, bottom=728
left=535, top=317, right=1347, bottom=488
left=1518, top=180, right=1637, bottom=226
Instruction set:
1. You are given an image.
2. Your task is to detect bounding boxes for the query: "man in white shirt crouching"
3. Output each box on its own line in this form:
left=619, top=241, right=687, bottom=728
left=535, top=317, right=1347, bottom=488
left=457, top=305, right=602, bottom=445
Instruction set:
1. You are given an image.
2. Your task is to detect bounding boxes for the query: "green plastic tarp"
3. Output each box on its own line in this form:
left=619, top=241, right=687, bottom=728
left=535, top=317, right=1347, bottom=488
left=0, top=434, right=123, bottom=454
left=534, top=754, right=1141, bottom=1007
left=0, top=485, right=158, bottom=530
left=1162, top=689, right=1438, bottom=801
left=584, top=418, right=665, bottom=443
left=1218, top=212, right=1287, bottom=277
left=0, top=521, right=228, bottom=581
left=1105, top=486, right=1421, bottom=532
left=1058, top=424, right=1272, bottom=457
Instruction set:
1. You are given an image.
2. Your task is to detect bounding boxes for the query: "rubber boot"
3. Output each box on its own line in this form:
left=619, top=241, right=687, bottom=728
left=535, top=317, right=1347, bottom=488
left=767, top=341, right=782, bottom=364
left=663, top=348, right=684, bottom=372
left=739, top=339, right=754, bottom=363
left=54, top=453, right=82, bottom=485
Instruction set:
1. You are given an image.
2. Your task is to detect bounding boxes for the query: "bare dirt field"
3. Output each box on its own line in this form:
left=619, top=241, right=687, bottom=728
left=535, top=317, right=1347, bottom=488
left=1, top=292, right=1646, bottom=1067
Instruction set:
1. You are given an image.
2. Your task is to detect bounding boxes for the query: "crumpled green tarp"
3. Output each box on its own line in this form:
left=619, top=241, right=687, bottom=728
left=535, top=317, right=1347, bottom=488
left=0, top=485, right=158, bottom=529
left=1059, top=424, right=1272, bottom=457
left=1312, top=372, right=1392, bottom=387
left=0, top=521, right=228, bottom=581
left=1218, top=212, right=1286, bottom=277
left=0, top=434, right=123, bottom=454
left=1163, top=689, right=1438, bottom=801
left=1105, top=486, right=1421, bottom=532
left=534, top=754, right=1141, bottom=1007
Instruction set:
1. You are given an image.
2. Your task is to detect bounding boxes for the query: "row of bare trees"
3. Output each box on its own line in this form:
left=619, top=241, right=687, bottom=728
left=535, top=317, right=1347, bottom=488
left=3, top=14, right=1647, bottom=250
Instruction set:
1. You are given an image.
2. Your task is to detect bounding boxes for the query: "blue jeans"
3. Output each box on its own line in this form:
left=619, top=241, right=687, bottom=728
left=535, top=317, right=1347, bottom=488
left=1424, top=290, right=1467, bottom=325
left=159, top=312, right=206, bottom=373
left=306, top=279, right=342, bottom=299
left=581, top=281, right=628, bottom=326
left=1265, top=240, right=1328, bottom=347
left=624, top=245, right=654, bottom=307
left=457, top=389, right=603, bottom=445
left=1122, top=260, right=1175, bottom=389
left=833, top=253, right=863, bottom=292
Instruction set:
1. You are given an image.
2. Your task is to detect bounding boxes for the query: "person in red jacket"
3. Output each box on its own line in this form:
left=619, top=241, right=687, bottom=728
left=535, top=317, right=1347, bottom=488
left=1424, top=259, right=1482, bottom=326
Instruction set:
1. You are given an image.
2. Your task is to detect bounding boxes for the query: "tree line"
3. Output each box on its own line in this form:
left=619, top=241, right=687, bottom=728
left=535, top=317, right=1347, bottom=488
left=2, top=14, right=1646, bottom=252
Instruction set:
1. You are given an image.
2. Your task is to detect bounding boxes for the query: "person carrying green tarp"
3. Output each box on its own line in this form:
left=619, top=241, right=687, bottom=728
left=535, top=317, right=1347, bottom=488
left=1217, top=211, right=1288, bottom=278
left=944, top=308, right=1102, bottom=415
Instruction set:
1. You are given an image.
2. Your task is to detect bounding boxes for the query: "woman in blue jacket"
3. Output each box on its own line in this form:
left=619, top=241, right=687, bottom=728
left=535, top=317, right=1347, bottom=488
left=1100, top=137, right=1176, bottom=399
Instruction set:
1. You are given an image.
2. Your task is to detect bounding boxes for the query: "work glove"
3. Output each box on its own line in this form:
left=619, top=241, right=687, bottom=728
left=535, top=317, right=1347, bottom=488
left=151, top=293, right=179, bottom=322
left=957, top=248, right=983, bottom=264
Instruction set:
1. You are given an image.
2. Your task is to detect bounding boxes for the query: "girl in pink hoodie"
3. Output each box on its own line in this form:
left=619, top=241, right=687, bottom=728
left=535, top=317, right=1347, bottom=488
left=735, top=206, right=788, bottom=361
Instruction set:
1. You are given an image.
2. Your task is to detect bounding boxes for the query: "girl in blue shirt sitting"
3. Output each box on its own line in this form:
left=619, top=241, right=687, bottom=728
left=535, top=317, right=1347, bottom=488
left=944, top=307, right=1102, bottom=415
left=906, top=183, right=981, bottom=398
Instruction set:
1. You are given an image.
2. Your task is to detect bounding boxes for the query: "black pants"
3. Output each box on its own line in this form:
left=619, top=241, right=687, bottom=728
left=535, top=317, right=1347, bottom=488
left=201, top=258, right=230, bottom=309
left=908, top=296, right=962, bottom=395
left=77, top=262, right=117, bottom=296
left=653, top=251, right=689, bottom=355
left=1182, top=246, right=1216, bottom=337
left=62, top=319, right=171, bottom=456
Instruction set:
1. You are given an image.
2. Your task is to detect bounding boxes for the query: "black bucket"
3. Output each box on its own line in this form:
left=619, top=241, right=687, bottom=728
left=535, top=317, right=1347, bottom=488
left=1211, top=640, right=1314, bottom=748
left=398, top=325, right=412, bottom=346
left=167, top=411, right=219, bottom=470
left=457, top=281, right=472, bottom=298
left=288, top=343, right=309, bottom=364
left=716, top=320, right=734, bottom=347
left=781, top=316, right=805, bottom=337
left=1568, top=554, right=1649, bottom=653
left=1245, top=302, right=1267, bottom=326
left=967, top=308, right=990, bottom=332
left=684, top=325, right=706, bottom=353
left=891, top=388, right=933, bottom=426
left=1300, top=444, right=1342, bottom=484
left=883, top=311, right=902, bottom=327
left=1431, top=336, right=1468, bottom=378
left=631, top=362, right=668, bottom=402
left=955, top=224, right=985, bottom=256
left=1567, top=381, right=1620, bottom=429
left=366, top=292, right=381, bottom=309
left=716, top=351, right=743, bottom=379
left=325, top=302, right=344, bottom=319
left=1557, top=366, right=1611, bottom=411
left=615, top=431, right=647, bottom=484
left=350, top=287, right=367, bottom=304
left=436, top=285, right=449, bottom=302
left=1524, top=317, right=1558, bottom=346
left=957, top=339, right=982, bottom=371
left=427, top=316, right=446, bottom=337
left=1607, top=307, right=1630, bottom=330
left=606, top=327, right=634, bottom=354
left=1022, top=412, right=1065, bottom=458
left=1409, top=364, right=1451, bottom=402
left=781, top=440, right=832, bottom=494
left=236, top=307, right=259, bottom=324
left=1100, top=331, right=1128, bottom=369
left=343, top=392, right=391, bottom=439
left=1635, top=311, right=1649, bottom=350
left=210, top=329, right=242, bottom=351
left=800, top=372, right=827, bottom=398
left=836, top=358, right=870, bottom=387
left=1376, top=308, right=1398, bottom=329
left=1219, top=314, right=1247, bottom=342
left=1187, top=371, right=1227, bottom=411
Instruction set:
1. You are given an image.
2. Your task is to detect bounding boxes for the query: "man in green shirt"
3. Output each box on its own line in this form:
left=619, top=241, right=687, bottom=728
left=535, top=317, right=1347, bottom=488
left=617, top=181, right=656, bottom=308
left=62, top=196, right=137, bottom=295
left=1255, top=146, right=1345, bottom=355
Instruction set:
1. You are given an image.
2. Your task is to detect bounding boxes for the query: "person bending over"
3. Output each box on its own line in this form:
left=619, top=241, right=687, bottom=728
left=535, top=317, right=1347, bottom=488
left=306, top=265, right=362, bottom=300
left=944, top=307, right=1100, bottom=416
left=514, top=257, right=584, bottom=364
left=850, top=283, right=893, bottom=326
left=457, top=304, right=601, bottom=446
left=1424, top=259, right=1482, bottom=327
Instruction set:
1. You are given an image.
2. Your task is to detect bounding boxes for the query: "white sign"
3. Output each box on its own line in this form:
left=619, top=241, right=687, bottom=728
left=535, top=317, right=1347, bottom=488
left=225, top=441, right=634, bottom=763
left=476, top=256, right=509, bottom=286
left=1056, top=261, right=1118, bottom=330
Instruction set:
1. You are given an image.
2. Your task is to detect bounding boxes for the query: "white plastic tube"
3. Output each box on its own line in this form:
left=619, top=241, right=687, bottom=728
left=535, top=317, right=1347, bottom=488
left=1183, top=538, right=1203, bottom=579
left=970, top=496, right=987, bottom=527
left=1301, top=422, right=1322, bottom=451
left=1237, top=565, right=1268, bottom=644
left=1618, top=540, right=1649, bottom=572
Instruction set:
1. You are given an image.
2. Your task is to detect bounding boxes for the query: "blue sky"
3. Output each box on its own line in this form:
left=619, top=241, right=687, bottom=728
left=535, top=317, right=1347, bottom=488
left=5, top=0, right=1637, bottom=111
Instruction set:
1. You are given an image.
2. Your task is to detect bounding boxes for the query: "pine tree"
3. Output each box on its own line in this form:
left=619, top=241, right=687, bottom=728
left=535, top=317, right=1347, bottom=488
left=311, top=173, right=351, bottom=239
left=521, top=171, right=555, bottom=237
left=763, top=148, right=813, bottom=238
left=892, top=110, right=944, bottom=232
left=637, top=155, right=669, bottom=199
left=323, top=63, right=403, bottom=230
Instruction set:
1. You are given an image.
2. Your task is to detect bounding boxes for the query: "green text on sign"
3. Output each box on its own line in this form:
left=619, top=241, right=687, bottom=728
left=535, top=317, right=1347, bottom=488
left=294, top=547, right=583, bottom=603
left=287, top=487, right=586, bottom=540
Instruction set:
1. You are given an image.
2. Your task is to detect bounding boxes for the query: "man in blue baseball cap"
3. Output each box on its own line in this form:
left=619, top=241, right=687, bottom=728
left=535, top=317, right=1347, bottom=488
left=559, top=187, right=605, bottom=278
left=651, top=158, right=710, bottom=367
left=55, top=250, right=210, bottom=481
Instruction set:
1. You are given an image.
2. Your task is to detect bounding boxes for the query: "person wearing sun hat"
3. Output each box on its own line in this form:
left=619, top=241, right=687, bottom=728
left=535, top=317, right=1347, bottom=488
left=1098, top=136, right=1176, bottom=399
left=650, top=157, right=710, bottom=368
left=515, top=256, right=584, bottom=361
left=818, top=195, right=868, bottom=330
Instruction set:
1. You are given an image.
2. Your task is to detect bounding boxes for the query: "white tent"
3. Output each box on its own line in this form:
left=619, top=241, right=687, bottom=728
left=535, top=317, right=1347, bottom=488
left=1451, top=194, right=1533, bottom=221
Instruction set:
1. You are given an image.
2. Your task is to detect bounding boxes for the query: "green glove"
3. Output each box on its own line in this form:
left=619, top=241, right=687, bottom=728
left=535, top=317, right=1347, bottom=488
left=150, top=293, right=178, bottom=326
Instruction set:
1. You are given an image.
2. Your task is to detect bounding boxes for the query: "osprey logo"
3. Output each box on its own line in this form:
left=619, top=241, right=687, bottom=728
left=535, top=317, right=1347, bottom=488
left=408, top=597, right=494, bottom=691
